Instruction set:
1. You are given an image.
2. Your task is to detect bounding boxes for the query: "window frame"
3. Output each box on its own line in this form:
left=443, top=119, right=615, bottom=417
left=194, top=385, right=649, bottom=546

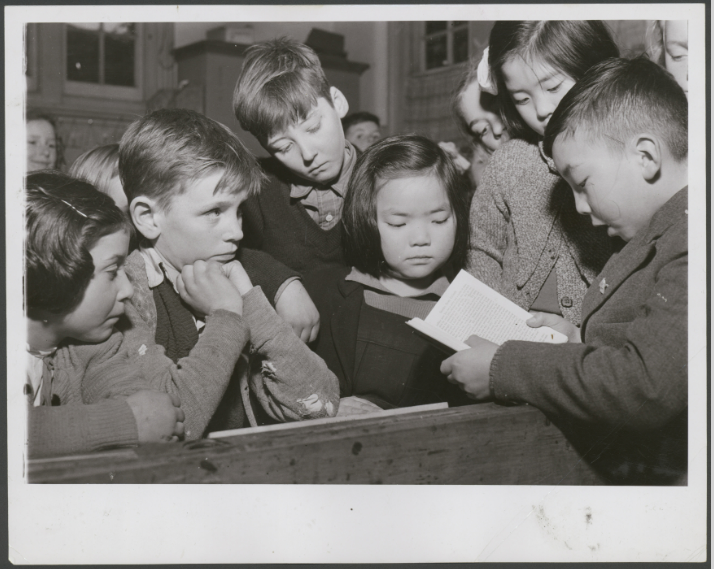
left=421, top=20, right=470, bottom=73
left=62, top=22, right=143, bottom=101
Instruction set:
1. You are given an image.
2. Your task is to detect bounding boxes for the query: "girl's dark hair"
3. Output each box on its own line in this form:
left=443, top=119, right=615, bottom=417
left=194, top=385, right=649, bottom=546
left=26, top=109, right=65, bottom=170
left=488, top=21, right=620, bottom=141
left=343, top=133, right=470, bottom=278
left=25, top=170, right=131, bottom=316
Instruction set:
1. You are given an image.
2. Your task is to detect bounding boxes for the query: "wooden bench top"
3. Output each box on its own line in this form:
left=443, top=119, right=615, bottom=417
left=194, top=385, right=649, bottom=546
left=27, top=403, right=604, bottom=484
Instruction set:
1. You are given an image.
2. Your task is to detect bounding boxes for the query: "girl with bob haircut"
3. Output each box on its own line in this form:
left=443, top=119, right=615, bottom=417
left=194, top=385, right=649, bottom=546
left=303, top=134, right=472, bottom=414
left=466, top=21, right=619, bottom=328
left=25, top=171, right=184, bottom=458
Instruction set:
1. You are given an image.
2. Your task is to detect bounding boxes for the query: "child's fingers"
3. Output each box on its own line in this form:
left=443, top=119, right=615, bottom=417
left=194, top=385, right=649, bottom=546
left=526, top=311, right=545, bottom=328
left=168, top=392, right=181, bottom=408
left=176, top=274, right=188, bottom=299
left=440, top=356, right=454, bottom=376
left=307, top=321, right=320, bottom=343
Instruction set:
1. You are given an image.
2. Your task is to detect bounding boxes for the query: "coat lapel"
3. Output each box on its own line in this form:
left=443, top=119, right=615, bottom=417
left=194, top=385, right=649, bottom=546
left=580, top=187, right=688, bottom=331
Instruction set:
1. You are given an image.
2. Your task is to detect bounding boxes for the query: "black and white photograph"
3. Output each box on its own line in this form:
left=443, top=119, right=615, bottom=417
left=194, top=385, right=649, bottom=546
left=7, top=3, right=707, bottom=563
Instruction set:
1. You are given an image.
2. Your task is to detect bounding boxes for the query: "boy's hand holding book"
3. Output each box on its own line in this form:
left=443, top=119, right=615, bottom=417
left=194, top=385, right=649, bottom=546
left=177, top=260, right=244, bottom=317
left=526, top=311, right=581, bottom=343
left=440, top=336, right=498, bottom=401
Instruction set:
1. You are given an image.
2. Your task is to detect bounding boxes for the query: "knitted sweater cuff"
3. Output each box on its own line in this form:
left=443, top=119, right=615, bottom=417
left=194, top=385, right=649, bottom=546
left=489, top=341, right=522, bottom=404
left=28, top=399, right=139, bottom=459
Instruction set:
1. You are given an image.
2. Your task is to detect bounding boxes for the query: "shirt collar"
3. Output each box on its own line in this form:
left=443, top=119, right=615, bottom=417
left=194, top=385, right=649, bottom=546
left=345, top=267, right=450, bottom=298
left=26, top=344, right=57, bottom=358
left=290, top=142, right=357, bottom=199
left=538, top=139, right=559, bottom=175
left=139, top=245, right=182, bottom=291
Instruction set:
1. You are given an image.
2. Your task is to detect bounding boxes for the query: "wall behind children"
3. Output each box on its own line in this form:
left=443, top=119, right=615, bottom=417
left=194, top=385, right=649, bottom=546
left=27, top=20, right=646, bottom=168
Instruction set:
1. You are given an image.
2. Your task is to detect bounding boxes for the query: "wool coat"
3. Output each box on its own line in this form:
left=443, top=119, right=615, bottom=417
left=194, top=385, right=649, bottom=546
left=491, top=188, right=689, bottom=484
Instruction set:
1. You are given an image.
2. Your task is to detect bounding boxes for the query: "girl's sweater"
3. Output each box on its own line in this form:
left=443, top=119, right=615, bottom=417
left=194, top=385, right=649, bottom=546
left=123, top=250, right=340, bottom=439
left=27, top=331, right=147, bottom=458
left=466, top=138, right=614, bottom=325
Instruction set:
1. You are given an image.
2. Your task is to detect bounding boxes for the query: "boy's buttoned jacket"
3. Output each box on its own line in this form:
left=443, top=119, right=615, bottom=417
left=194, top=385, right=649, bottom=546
left=491, top=188, right=689, bottom=483
left=467, top=138, right=614, bottom=325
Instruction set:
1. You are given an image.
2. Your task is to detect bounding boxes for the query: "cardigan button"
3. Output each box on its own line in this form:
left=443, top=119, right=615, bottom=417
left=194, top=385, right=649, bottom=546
left=561, top=296, right=573, bottom=308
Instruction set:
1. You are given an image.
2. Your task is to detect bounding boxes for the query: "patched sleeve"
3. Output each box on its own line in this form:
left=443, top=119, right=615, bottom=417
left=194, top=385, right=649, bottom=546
left=241, top=286, right=340, bottom=421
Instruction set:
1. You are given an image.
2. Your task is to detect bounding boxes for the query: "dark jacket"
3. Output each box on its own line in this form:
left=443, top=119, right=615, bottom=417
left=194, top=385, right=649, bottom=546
left=304, top=266, right=470, bottom=409
left=242, top=158, right=346, bottom=274
left=491, top=188, right=689, bottom=484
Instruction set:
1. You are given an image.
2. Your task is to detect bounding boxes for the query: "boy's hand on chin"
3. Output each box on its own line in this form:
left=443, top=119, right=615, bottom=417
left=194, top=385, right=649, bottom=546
left=177, top=260, right=243, bottom=317
left=126, top=390, right=185, bottom=443
left=527, top=311, right=581, bottom=343
left=275, top=280, right=321, bottom=343
left=440, top=336, right=498, bottom=401
left=222, top=260, right=254, bottom=295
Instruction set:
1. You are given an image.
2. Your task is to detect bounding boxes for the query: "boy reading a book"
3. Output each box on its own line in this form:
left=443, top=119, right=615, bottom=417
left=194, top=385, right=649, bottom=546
left=440, top=58, right=689, bottom=484
left=233, top=38, right=357, bottom=275
left=119, top=109, right=339, bottom=439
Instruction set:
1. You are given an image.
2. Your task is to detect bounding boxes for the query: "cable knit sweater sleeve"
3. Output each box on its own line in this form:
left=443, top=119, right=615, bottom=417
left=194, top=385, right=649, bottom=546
left=242, top=287, right=340, bottom=421
left=28, top=399, right=138, bottom=458
left=465, top=144, right=512, bottom=290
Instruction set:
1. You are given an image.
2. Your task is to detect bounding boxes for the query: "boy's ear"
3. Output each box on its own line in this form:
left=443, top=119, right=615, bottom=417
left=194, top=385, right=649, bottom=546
left=330, top=87, right=349, bottom=120
left=632, top=134, right=662, bottom=183
left=130, top=196, right=162, bottom=240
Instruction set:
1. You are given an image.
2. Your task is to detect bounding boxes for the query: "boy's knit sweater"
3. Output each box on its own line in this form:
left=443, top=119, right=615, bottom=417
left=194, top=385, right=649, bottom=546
left=27, top=331, right=147, bottom=458
left=466, top=138, right=614, bottom=325
left=242, top=159, right=346, bottom=274
left=123, top=250, right=340, bottom=439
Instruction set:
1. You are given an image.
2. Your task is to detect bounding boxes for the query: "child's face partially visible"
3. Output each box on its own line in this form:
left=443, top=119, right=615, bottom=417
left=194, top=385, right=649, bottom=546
left=376, top=173, right=456, bottom=284
left=57, top=229, right=133, bottom=344
left=153, top=169, right=248, bottom=270
left=265, top=90, right=348, bottom=186
left=553, top=132, right=652, bottom=242
left=664, top=20, right=688, bottom=96
left=345, top=121, right=381, bottom=153
left=501, top=57, right=576, bottom=137
left=458, top=81, right=508, bottom=153
left=27, top=119, right=57, bottom=172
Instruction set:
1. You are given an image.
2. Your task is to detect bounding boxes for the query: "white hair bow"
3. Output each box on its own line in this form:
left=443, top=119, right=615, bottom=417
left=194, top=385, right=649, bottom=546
left=477, top=47, right=498, bottom=96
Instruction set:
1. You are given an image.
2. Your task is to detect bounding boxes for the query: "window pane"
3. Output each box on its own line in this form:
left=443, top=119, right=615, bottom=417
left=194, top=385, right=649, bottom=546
left=453, top=28, right=469, bottom=64
left=425, top=21, right=447, bottom=35
left=451, top=21, right=468, bottom=28
left=425, top=34, right=448, bottom=70
left=66, top=24, right=99, bottom=83
left=104, top=23, right=136, bottom=86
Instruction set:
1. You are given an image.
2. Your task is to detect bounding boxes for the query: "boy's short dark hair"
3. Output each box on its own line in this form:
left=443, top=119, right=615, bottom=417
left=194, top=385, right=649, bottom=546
left=342, top=111, right=380, bottom=132
left=343, top=133, right=470, bottom=278
left=26, top=171, right=131, bottom=316
left=119, top=108, right=265, bottom=210
left=233, top=37, right=333, bottom=141
left=544, top=57, right=688, bottom=162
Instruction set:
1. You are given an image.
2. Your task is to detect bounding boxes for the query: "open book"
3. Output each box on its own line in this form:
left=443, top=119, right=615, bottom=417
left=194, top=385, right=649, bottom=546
left=407, top=270, right=568, bottom=352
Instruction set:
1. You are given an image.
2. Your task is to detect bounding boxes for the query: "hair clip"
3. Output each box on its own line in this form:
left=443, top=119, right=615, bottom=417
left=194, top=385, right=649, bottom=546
left=477, top=47, right=498, bottom=96
left=60, top=199, right=88, bottom=218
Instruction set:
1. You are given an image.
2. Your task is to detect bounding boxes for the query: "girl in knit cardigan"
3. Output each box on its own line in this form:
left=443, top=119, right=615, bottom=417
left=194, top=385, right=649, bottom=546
left=25, top=171, right=184, bottom=458
left=467, top=21, right=619, bottom=327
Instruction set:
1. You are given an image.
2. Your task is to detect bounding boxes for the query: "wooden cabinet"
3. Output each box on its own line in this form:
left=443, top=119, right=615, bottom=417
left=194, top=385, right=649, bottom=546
left=173, top=40, right=369, bottom=157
